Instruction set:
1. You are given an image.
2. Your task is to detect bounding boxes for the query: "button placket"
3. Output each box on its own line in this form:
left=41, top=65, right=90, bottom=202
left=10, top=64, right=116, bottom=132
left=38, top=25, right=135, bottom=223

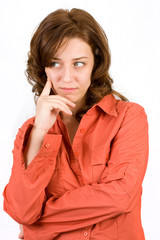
left=80, top=128, right=85, bottom=133
left=74, top=151, right=79, bottom=157
left=80, top=227, right=91, bottom=240
left=44, top=143, right=50, bottom=148
left=83, top=231, right=88, bottom=236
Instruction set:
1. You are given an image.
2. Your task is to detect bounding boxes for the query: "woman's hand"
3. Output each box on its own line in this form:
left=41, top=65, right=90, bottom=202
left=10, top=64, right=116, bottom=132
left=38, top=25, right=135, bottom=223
left=18, top=224, right=24, bottom=239
left=34, top=79, right=76, bottom=132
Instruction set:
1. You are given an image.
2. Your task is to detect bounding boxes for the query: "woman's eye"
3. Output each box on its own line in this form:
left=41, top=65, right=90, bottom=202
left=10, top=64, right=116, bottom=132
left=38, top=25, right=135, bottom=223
left=74, top=62, right=84, bottom=67
left=51, top=62, right=60, bottom=68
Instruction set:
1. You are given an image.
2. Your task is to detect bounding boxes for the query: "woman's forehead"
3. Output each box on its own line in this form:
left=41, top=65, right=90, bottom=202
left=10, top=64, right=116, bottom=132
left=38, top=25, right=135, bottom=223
left=53, top=37, right=93, bottom=58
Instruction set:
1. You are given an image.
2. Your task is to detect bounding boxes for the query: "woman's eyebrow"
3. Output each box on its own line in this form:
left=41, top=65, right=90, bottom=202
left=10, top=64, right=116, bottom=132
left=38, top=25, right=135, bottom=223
left=52, top=57, right=61, bottom=60
left=73, top=57, right=88, bottom=60
left=52, top=57, right=88, bottom=60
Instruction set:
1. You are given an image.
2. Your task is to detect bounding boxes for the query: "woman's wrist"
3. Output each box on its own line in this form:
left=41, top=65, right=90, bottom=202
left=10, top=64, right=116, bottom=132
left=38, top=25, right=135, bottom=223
left=33, top=123, right=49, bottom=134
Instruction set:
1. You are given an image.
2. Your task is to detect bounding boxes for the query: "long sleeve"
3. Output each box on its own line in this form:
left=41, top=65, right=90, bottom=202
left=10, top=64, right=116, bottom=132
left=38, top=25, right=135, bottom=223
left=3, top=118, right=62, bottom=224
left=26, top=107, right=149, bottom=237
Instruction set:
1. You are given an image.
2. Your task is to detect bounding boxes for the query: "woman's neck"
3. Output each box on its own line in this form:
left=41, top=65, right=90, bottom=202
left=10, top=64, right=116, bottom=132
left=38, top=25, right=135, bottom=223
left=61, top=97, right=84, bottom=122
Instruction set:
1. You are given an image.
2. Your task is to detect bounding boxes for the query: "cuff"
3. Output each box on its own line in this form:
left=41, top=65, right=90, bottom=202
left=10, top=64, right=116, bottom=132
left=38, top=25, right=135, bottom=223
left=13, top=122, right=62, bottom=174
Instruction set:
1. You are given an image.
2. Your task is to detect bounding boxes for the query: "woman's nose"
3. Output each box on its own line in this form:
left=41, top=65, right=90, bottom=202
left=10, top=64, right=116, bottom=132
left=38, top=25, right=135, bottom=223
left=63, top=65, right=73, bottom=82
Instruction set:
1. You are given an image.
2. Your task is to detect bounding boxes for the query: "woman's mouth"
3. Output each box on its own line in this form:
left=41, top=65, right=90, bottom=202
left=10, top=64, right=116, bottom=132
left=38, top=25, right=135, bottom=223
left=60, top=88, right=77, bottom=93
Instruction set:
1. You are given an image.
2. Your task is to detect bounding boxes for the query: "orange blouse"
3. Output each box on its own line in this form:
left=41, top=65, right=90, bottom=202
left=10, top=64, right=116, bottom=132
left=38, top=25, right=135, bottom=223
left=3, top=94, right=149, bottom=240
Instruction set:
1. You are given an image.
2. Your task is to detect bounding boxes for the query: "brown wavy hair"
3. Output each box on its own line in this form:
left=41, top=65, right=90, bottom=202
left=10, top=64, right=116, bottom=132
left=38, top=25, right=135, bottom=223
left=26, top=8, right=128, bottom=121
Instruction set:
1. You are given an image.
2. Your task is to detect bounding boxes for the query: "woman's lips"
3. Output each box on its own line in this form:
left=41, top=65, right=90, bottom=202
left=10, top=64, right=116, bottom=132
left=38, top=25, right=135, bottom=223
left=60, top=88, right=77, bottom=93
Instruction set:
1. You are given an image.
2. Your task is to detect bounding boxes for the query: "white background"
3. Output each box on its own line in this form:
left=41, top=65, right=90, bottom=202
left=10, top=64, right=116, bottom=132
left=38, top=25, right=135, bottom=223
left=0, top=0, right=160, bottom=239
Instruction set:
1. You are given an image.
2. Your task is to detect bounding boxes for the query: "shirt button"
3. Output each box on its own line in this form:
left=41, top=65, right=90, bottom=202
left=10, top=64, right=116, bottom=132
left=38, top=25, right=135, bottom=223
left=80, top=128, right=85, bottom=133
left=84, top=232, right=88, bottom=236
left=74, top=151, right=79, bottom=156
left=44, top=143, right=50, bottom=148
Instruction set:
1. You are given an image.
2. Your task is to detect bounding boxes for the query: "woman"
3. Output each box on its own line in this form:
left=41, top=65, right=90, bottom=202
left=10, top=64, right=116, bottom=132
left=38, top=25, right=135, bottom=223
left=3, top=8, right=149, bottom=240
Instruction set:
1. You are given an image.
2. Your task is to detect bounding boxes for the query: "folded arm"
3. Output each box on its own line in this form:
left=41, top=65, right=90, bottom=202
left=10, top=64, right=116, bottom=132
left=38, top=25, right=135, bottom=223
left=3, top=106, right=149, bottom=237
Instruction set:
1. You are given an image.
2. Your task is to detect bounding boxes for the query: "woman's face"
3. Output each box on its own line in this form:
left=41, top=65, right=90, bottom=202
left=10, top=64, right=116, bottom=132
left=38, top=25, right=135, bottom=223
left=45, top=38, right=94, bottom=105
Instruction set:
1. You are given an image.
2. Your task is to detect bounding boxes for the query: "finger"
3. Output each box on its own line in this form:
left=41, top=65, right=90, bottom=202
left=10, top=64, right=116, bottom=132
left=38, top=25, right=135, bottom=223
left=46, top=98, right=75, bottom=111
left=49, top=102, right=73, bottom=115
left=19, top=224, right=22, bottom=231
left=18, top=232, right=24, bottom=239
left=41, top=79, right=52, bottom=97
left=18, top=224, right=24, bottom=239
left=46, top=95, right=76, bottom=107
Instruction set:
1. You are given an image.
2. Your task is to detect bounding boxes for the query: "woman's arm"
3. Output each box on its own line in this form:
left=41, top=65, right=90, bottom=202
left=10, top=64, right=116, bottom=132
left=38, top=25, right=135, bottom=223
left=3, top=80, right=76, bottom=225
left=3, top=118, right=62, bottom=224
left=23, top=125, right=48, bottom=168
left=23, top=79, right=75, bottom=168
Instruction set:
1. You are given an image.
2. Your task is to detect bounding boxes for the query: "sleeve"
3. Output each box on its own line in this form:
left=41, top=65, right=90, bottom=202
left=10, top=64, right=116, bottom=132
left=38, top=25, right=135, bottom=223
left=3, top=117, right=62, bottom=225
left=26, top=106, right=149, bottom=235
